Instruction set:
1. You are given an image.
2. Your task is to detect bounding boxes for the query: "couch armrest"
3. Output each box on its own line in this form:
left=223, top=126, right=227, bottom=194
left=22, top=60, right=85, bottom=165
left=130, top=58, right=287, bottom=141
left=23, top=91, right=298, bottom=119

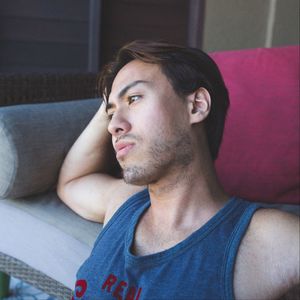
left=0, top=98, right=100, bottom=199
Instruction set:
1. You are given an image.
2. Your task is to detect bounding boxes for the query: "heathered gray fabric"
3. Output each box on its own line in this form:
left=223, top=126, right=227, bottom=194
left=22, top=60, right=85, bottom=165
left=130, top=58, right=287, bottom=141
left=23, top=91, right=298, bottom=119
left=0, top=192, right=102, bottom=288
left=2, top=191, right=102, bottom=246
left=0, top=98, right=100, bottom=198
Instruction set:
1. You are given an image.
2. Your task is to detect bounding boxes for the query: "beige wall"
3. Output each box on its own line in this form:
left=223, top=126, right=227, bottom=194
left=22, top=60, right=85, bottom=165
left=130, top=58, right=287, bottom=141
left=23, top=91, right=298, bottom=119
left=202, top=0, right=299, bottom=52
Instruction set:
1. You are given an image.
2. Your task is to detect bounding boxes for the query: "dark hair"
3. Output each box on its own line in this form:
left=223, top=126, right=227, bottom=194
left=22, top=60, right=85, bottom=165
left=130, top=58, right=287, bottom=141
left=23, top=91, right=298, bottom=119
left=98, top=40, right=229, bottom=161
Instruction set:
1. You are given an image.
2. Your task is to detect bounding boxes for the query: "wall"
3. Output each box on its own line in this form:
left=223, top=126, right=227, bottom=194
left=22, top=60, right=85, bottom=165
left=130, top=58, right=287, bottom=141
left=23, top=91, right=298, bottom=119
left=0, top=0, right=89, bottom=73
left=1, top=0, right=298, bottom=73
left=202, top=0, right=299, bottom=52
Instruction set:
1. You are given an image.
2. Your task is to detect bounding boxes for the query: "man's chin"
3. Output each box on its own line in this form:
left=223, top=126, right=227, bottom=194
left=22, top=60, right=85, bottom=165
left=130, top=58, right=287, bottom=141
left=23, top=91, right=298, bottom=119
left=122, top=166, right=152, bottom=186
left=123, top=177, right=147, bottom=186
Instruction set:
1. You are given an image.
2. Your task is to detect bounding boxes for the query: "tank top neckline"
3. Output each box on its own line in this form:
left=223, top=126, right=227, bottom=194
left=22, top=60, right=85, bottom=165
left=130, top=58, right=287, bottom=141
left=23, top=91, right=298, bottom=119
left=125, top=195, right=240, bottom=267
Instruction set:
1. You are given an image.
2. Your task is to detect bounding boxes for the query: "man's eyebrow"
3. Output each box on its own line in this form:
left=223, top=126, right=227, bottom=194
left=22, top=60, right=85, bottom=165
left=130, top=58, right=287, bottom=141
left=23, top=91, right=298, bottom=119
left=106, top=80, right=150, bottom=113
left=118, top=80, right=150, bottom=99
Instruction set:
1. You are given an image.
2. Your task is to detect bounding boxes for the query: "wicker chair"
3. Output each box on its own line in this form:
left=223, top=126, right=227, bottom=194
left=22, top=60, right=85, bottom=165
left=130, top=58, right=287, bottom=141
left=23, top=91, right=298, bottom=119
left=0, top=73, right=99, bottom=300
left=0, top=73, right=98, bottom=107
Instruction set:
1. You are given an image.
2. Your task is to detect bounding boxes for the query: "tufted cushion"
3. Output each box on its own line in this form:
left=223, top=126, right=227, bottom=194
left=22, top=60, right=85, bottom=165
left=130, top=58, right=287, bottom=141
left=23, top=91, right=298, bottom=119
left=0, top=98, right=100, bottom=198
left=212, top=46, right=299, bottom=204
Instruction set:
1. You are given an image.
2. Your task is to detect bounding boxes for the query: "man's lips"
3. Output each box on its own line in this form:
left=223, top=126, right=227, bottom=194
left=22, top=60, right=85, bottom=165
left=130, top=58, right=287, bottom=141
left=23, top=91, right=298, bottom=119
left=114, top=142, right=135, bottom=159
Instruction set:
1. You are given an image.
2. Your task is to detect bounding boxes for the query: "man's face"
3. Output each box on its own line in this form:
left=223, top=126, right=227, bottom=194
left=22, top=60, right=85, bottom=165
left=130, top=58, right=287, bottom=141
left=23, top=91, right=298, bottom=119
left=107, top=60, right=194, bottom=185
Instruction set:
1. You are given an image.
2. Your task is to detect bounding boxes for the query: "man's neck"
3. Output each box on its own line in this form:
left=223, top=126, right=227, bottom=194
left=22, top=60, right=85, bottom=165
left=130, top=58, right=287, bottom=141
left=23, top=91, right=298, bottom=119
left=147, top=157, right=229, bottom=231
left=131, top=157, right=229, bottom=256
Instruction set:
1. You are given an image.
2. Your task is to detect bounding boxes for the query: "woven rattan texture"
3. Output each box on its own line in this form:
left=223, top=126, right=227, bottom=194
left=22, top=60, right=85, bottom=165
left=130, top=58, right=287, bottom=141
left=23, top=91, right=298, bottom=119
left=0, top=73, right=99, bottom=107
left=0, top=252, right=72, bottom=299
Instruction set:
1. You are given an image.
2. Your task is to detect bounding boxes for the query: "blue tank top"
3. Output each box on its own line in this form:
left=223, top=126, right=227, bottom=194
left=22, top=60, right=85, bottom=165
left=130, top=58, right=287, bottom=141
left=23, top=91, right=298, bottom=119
left=74, top=189, right=260, bottom=300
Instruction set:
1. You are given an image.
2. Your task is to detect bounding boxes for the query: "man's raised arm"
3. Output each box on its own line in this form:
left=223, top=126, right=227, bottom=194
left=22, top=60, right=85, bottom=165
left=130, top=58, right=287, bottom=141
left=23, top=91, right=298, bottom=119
left=57, top=101, right=143, bottom=223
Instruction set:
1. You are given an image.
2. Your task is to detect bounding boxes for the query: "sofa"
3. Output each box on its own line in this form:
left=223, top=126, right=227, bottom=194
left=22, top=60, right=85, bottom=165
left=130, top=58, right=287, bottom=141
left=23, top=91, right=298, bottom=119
left=0, top=46, right=299, bottom=300
left=0, top=74, right=100, bottom=299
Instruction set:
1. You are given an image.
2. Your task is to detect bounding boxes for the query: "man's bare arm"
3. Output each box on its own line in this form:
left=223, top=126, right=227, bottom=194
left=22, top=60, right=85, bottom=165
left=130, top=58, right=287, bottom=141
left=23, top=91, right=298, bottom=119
left=57, top=101, right=144, bottom=223
left=262, top=209, right=300, bottom=296
left=234, top=208, right=300, bottom=299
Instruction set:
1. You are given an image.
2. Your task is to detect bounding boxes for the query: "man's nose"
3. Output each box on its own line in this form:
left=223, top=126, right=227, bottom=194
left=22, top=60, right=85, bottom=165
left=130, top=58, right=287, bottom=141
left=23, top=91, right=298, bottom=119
left=107, top=111, right=131, bottom=137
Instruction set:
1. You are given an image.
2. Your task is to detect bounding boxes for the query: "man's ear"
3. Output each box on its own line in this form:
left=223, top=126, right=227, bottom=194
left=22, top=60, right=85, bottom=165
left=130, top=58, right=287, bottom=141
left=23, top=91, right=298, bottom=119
left=187, top=87, right=211, bottom=124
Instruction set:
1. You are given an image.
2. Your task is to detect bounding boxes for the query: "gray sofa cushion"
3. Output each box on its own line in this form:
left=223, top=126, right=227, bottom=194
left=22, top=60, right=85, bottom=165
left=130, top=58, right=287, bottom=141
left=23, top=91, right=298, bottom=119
left=0, top=191, right=102, bottom=288
left=0, top=98, right=100, bottom=198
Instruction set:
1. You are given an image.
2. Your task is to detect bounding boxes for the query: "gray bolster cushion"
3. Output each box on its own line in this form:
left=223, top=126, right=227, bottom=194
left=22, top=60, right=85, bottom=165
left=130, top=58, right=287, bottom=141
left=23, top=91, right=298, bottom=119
left=0, top=98, right=100, bottom=199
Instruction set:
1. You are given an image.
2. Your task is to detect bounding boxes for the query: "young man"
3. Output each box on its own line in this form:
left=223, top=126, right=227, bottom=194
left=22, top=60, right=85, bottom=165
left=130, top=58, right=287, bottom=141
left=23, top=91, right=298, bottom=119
left=57, top=40, right=299, bottom=299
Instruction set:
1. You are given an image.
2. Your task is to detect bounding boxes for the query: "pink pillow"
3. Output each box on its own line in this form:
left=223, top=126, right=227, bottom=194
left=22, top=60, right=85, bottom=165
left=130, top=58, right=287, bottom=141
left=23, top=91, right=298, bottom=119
left=211, top=46, right=299, bottom=204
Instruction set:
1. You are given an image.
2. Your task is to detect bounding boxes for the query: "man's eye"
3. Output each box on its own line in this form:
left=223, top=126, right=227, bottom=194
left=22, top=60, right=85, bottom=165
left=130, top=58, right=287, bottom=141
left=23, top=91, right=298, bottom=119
left=107, top=112, right=114, bottom=120
left=128, top=95, right=141, bottom=104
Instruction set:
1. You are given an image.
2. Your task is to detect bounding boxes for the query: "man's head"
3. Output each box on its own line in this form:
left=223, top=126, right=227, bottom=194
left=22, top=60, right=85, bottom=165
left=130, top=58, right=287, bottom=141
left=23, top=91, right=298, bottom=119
left=105, top=59, right=196, bottom=185
left=99, top=40, right=229, bottom=162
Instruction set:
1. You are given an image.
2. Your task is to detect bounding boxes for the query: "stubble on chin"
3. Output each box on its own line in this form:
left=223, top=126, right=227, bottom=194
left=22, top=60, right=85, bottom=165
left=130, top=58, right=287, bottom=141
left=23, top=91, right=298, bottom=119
left=121, top=129, right=194, bottom=186
left=122, top=165, right=152, bottom=186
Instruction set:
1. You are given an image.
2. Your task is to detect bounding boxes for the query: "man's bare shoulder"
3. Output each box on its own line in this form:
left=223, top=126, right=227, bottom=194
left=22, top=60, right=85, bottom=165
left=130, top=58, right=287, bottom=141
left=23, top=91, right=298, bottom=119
left=103, top=179, right=145, bottom=226
left=234, top=207, right=300, bottom=299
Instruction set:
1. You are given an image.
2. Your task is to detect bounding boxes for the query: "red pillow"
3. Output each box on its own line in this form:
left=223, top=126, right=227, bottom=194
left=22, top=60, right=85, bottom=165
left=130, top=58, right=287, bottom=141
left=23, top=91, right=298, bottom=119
left=211, top=46, right=299, bottom=204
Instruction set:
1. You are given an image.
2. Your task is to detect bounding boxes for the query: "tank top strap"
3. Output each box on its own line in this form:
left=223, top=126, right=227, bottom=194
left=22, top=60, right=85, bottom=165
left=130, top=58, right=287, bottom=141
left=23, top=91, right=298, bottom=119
left=222, top=199, right=261, bottom=299
left=93, top=188, right=149, bottom=248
